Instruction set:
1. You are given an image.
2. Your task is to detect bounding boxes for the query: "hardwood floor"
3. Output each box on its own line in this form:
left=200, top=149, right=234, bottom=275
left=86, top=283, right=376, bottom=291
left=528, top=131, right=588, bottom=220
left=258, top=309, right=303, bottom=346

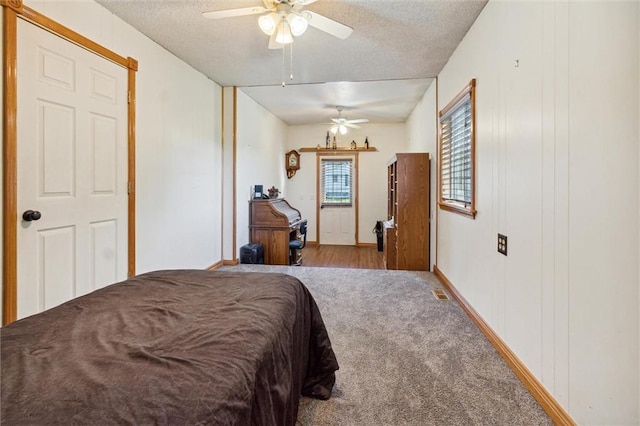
left=299, top=245, right=385, bottom=269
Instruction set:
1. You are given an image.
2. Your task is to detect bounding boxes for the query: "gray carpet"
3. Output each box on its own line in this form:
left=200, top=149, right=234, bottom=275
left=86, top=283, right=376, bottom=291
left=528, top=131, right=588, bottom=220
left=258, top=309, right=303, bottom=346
left=219, top=265, right=552, bottom=426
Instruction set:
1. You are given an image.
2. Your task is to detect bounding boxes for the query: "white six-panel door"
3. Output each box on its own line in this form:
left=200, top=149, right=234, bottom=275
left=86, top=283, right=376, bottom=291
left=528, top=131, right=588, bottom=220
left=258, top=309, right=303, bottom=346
left=16, top=20, right=128, bottom=319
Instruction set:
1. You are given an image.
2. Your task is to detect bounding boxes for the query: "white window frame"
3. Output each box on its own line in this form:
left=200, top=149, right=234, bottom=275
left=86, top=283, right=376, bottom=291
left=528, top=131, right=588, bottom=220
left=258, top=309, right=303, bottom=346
left=439, top=79, right=477, bottom=219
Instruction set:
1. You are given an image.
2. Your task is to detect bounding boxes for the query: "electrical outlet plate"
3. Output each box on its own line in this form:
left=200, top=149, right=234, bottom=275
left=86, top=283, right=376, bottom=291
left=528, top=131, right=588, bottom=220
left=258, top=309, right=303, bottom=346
left=497, top=234, right=507, bottom=256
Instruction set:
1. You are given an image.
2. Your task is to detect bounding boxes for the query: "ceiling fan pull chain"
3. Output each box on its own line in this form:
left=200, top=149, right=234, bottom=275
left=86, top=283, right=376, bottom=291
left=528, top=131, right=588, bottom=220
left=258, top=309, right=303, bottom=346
left=290, top=43, right=294, bottom=80
left=281, top=45, right=286, bottom=87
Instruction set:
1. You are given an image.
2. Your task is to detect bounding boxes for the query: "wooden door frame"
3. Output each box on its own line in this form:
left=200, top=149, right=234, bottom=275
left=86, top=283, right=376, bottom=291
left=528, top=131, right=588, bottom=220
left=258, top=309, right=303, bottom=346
left=1, top=0, right=138, bottom=325
left=315, top=152, right=359, bottom=246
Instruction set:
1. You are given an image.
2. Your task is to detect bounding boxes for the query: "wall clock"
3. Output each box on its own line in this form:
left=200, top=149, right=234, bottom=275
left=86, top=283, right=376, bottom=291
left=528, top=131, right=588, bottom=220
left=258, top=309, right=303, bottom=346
left=285, top=150, right=300, bottom=178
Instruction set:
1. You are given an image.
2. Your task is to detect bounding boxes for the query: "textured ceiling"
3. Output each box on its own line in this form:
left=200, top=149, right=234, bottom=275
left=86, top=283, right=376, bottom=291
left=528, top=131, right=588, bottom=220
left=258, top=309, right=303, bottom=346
left=95, top=0, right=487, bottom=124
left=241, top=79, right=434, bottom=125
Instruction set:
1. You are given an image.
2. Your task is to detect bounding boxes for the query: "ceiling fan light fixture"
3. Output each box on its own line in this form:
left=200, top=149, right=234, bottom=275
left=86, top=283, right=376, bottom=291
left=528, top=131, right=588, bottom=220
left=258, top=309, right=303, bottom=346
left=275, top=20, right=294, bottom=44
left=287, top=13, right=308, bottom=37
left=330, top=124, right=348, bottom=135
left=258, top=13, right=278, bottom=35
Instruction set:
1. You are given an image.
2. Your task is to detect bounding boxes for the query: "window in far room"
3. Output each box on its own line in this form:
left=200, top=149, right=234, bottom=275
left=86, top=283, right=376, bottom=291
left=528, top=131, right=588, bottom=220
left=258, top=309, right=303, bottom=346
left=439, top=78, right=476, bottom=218
left=321, top=158, right=353, bottom=207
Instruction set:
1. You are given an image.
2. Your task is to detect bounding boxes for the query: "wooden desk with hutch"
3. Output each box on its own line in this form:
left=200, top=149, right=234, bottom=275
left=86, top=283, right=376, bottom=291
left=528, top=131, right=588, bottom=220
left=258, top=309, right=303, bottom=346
left=249, top=199, right=305, bottom=265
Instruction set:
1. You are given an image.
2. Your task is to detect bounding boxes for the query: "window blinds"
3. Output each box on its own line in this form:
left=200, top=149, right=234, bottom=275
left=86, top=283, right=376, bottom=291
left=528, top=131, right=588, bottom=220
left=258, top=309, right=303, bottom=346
left=440, top=93, right=472, bottom=205
left=321, top=159, right=353, bottom=206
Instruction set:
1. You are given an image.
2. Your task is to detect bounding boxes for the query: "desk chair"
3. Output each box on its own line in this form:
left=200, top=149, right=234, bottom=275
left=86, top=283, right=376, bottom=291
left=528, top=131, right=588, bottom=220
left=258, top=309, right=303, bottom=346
left=289, top=220, right=308, bottom=266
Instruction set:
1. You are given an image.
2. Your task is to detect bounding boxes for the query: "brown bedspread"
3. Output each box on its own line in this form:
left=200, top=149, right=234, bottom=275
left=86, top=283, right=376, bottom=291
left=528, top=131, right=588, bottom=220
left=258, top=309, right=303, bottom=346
left=1, top=270, right=338, bottom=425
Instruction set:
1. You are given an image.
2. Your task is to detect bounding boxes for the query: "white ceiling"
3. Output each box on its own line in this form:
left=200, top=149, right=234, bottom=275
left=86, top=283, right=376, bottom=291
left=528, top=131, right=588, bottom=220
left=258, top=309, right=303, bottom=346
left=95, top=0, right=487, bottom=125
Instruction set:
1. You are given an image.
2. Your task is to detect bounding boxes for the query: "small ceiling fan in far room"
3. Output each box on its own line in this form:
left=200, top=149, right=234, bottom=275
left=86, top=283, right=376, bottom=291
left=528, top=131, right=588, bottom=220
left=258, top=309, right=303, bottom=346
left=329, top=106, right=369, bottom=135
left=202, top=0, right=353, bottom=49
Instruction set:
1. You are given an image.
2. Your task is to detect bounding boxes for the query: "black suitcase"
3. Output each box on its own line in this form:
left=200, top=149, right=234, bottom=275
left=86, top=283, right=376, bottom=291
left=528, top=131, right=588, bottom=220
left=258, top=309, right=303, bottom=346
left=240, top=243, right=264, bottom=264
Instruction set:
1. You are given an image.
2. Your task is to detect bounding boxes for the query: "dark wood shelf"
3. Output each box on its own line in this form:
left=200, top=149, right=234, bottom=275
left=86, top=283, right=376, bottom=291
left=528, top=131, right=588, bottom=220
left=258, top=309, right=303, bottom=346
left=299, top=146, right=378, bottom=153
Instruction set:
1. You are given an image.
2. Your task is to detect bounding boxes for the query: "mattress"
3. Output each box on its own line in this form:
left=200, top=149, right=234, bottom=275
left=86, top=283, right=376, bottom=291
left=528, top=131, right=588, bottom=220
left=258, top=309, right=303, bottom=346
left=0, top=269, right=339, bottom=425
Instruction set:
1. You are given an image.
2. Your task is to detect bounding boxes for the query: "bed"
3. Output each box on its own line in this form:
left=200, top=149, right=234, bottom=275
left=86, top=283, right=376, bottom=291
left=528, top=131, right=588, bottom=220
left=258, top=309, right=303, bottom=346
left=0, top=269, right=339, bottom=425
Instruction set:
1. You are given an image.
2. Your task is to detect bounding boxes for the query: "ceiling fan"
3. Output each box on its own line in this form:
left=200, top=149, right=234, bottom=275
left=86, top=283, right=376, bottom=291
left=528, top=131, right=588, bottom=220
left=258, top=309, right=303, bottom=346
left=329, top=106, right=369, bottom=135
left=202, top=0, right=353, bottom=49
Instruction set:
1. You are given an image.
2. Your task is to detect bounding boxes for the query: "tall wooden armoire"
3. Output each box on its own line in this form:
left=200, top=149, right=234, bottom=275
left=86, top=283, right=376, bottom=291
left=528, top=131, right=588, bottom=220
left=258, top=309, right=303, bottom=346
left=385, top=153, right=430, bottom=271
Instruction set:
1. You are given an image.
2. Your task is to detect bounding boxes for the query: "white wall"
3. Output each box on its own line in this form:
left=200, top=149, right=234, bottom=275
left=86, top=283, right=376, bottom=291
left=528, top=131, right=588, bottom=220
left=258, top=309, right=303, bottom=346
left=405, top=81, right=437, bottom=268
left=436, top=1, right=639, bottom=424
left=406, top=81, right=437, bottom=154
left=566, top=4, right=638, bottom=423
left=221, top=87, right=234, bottom=262
left=286, top=124, right=406, bottom=244
left=18, top=0, right=223, bottom=273
left=235, top=89, right=288, bottom=255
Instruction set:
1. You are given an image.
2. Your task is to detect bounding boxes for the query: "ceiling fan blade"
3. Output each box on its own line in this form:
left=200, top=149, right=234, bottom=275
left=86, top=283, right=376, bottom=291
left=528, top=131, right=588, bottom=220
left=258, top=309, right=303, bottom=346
left=268, top=33, right=283, bottom=50
left=346, top=118, right=369, bottom=124
left=202, top=6, right=267, bottom=20
left=331, top=118, right=342, bottom=124
left=294, top=0, right=319, bottom=5
left=301, top=10, right=353, bottom=40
